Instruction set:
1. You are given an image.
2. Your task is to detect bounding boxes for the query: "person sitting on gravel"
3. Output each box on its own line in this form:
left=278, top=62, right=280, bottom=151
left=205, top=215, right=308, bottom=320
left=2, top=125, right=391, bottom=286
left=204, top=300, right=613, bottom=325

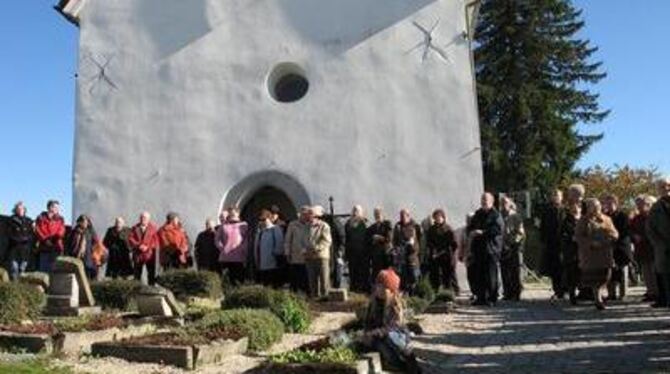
left=361, top=267, right=422, bottom=373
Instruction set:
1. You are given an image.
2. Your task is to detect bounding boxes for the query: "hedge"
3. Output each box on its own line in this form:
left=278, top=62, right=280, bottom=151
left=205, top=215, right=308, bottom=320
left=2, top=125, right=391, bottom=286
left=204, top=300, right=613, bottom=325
left=223, top=286, right=311, bottom=333
left=91, top=279, right=143, bottom=311
left=197, top=309, right=284, bottom=351
left=157, top=270, right=223, bottom=300
left=0, top=282, right=45, bottom=325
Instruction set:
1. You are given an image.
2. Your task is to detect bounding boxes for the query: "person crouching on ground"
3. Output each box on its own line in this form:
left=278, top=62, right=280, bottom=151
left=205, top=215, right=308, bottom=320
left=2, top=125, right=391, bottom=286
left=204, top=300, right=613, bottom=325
left=361, top=268, right=421, bottom=374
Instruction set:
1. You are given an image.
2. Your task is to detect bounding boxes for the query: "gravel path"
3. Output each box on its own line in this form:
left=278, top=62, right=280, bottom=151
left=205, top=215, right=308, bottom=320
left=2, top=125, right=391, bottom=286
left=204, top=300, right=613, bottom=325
left=414, top=287, right=670, bottom=373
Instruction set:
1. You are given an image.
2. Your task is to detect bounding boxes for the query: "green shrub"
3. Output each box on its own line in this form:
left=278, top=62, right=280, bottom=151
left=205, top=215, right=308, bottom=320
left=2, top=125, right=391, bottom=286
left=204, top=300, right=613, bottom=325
left=224, top=286, right=311, bottom=333
left=435, top=289, right=456, bottom=303
left=274, top=293, right=311, bottom=333
left=0, top=283, right=45, bottom=325
left=405, top=296, right=430, bottom=315
left=197, top=309, right=284, bottom=351
left=414, top=277, right=435, bottom=303
left=91, top=279, right=143, bottom=311
left=270, top=345, right=358, bottom=365
left=157, top=270, right=223, bottom=300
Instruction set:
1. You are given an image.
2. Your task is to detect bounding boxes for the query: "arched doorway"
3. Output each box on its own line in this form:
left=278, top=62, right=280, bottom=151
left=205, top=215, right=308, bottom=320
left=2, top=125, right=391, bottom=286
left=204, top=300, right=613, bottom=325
left=240, top=186, right=298, bottom=229
left=220, top=170, right=311, bottom=229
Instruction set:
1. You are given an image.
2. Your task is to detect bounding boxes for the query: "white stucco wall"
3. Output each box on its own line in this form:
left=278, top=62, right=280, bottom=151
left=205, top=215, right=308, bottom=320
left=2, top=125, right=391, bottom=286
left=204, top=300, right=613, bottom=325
left=72, top=0, right=483, bottom=236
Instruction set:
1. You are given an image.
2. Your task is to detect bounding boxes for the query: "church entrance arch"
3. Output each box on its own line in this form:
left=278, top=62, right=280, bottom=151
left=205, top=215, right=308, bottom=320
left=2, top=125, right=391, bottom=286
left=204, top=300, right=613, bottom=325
left=220, top=171, right=311, bottom=229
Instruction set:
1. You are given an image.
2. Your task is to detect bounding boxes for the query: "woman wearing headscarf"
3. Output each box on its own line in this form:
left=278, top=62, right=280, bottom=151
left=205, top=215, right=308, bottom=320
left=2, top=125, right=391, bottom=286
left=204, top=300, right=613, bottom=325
left=576, top=198, right=619, bottom=310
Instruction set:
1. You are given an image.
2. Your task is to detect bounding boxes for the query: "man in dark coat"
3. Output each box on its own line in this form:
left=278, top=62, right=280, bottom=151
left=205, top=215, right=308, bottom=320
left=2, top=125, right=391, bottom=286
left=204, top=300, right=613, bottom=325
left=345, top=205, right=370, bottom=293
left=426, top=209, right=459, bottom=292
left=103, top=217, right=133, bottom=279
left=6, top=202, right=34, bottom=280
left=540, top=189, right=565, bottom=299
left=467, top=192, right=504, bottom=306
left=366, top=207, right=394, bottom=283
left=393, top=209, right=423, bottom=295
left=195, top=218, right=219, bottom=273
left=603, top=194, right=632, bottom=300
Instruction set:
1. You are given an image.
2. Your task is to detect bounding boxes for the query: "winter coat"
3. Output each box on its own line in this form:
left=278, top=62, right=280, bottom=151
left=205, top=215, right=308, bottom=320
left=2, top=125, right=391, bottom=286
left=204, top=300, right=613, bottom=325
left=66, top=225, right=99, bottom=271
left=426, top=222, right=458, bottom=262
left=560, top=210, right=580, bottom=266
left=254, top=224, right=284, bottom=271
left=367, top=220, right=394, bottom=272
left=392, top=220, right=422, bottom=268
left=195, top=229, right=218, bottom=271
left=575, top=214, right=619, bottom=271
left=345, top=218, right=369, bottom=264
left=128, top=223, right=160, bottom=265
left=647, top=196, right=670, bottom=273
left=304, top=219, right=332, bottom=261
left=284, top=220, right=310, bottom=264
left=630, top=213, right=652, bottom=263
left=467, top=208, right=504, bottom=261
left=539, top=204, right=564, bottom=276
left=607, top=210, right=633, bottom=267
left=158, top=222, right=190, bottom=266
left=35, top=212, right=66, bottom=253
left=104, top=227, right=133, bottom=276
left=215, top=221, right=249, bottom=264
left=6, top=215, right=34, bottom=262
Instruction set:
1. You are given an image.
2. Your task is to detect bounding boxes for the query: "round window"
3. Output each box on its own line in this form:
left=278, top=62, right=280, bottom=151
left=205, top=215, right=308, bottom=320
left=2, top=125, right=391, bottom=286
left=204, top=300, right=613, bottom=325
left=267, top=63, right=309, bottom=103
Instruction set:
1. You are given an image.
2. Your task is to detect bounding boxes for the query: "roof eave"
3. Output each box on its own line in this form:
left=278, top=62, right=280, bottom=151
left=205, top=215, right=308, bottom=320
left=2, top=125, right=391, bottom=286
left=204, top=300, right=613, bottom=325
left=55, top=0, right=87, bottom=27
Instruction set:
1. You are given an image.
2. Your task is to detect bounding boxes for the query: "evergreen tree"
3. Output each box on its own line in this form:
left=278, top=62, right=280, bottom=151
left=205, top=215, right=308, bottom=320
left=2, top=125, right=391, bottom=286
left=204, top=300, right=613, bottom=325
left=475, top=0, right=609, bottom=193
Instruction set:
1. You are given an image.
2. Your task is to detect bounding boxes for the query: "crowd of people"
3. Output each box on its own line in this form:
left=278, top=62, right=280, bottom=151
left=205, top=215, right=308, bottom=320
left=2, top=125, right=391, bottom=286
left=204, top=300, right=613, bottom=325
left=540, top=177, right=670, bottom=309
left=1, top=176, right=668, bottom=312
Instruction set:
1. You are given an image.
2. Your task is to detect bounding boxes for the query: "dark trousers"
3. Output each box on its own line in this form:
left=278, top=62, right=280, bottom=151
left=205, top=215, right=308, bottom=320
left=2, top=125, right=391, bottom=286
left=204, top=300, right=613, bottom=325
left=134, top=261, right=156, bottom=285
left=501, top=246, right=522, bottom=300
left=550, top=269, right=563, bottom=297
left=562, top=262, right=580, bottom=300
left=258, top=269, right=279, bottom=287
left=467, top=262, right=479, bottom=297
left=221, top=262, right=246, bottom=286
left=472, top=253, right=499, bottom=303
left=349, top=257, right=371, bottom=293
left=429, top=255, right=455, bottom=291
left=402, top=265, right=421, bottom=295
left=656, top=272, right=670, bottom=307
left=289, top=263, right=309, bottom=295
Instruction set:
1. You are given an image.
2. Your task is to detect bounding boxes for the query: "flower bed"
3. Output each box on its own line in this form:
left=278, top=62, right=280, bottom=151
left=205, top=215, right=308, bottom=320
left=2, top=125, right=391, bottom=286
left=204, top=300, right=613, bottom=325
left=0, top=314, right=154, bottom=356
left=91, top=326, right=249, bottom=370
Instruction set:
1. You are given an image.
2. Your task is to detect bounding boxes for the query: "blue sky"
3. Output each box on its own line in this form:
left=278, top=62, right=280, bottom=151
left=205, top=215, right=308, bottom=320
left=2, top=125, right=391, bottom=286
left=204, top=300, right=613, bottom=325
left=0, top=0, right=668, bottom=221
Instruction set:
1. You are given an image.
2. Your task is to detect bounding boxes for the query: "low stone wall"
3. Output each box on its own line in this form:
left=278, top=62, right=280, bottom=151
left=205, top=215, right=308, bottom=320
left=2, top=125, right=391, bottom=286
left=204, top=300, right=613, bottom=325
left=91, top=337, right=249, bottom=370
left=0, top=332, right=54, bottom=354
left=55, top=323, right=157, bottom=357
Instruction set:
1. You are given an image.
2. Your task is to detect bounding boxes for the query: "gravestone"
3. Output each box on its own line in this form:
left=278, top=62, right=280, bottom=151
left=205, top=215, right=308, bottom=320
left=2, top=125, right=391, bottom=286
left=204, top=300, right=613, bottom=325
left=136, top=285, right=184, bottom=318
left=48, top=273, right=79, bottom=309
left=0, top=268, right=9, bottom=283
left=52, top=257, right=95, bottom=307
left=46, top=257, right=100, bottom=316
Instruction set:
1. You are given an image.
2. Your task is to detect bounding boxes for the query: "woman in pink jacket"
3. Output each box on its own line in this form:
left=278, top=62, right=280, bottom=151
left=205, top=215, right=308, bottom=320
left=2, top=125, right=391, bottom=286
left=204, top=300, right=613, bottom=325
left=215, top=207, right=249, bottom=285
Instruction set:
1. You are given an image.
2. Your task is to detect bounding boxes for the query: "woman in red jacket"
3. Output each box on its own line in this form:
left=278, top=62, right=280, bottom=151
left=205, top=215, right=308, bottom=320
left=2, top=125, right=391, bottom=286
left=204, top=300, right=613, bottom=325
left=158, top=212, right=190, bottom=271
left=34, top=200, right=66, bottom=272
left=128, top=211, right=160, bottom=285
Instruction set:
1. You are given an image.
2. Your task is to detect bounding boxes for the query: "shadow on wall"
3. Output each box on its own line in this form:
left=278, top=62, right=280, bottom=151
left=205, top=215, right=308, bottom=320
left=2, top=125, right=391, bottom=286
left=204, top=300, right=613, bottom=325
left=134, top=0, right=212, bottom=60
left=275, top=0, right=437, bottom=54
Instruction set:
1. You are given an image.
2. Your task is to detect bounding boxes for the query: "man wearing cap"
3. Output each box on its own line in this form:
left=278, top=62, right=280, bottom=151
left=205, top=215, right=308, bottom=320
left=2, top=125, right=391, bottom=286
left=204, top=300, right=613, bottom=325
left=304, top=205, right=333, bottom=298
left=284, top=206, right=311, bottom=293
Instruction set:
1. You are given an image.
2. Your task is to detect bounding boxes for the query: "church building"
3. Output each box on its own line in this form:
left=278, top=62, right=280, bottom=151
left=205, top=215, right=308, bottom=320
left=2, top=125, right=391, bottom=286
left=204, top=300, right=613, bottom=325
left=57, top=0, right=484, bottom=233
